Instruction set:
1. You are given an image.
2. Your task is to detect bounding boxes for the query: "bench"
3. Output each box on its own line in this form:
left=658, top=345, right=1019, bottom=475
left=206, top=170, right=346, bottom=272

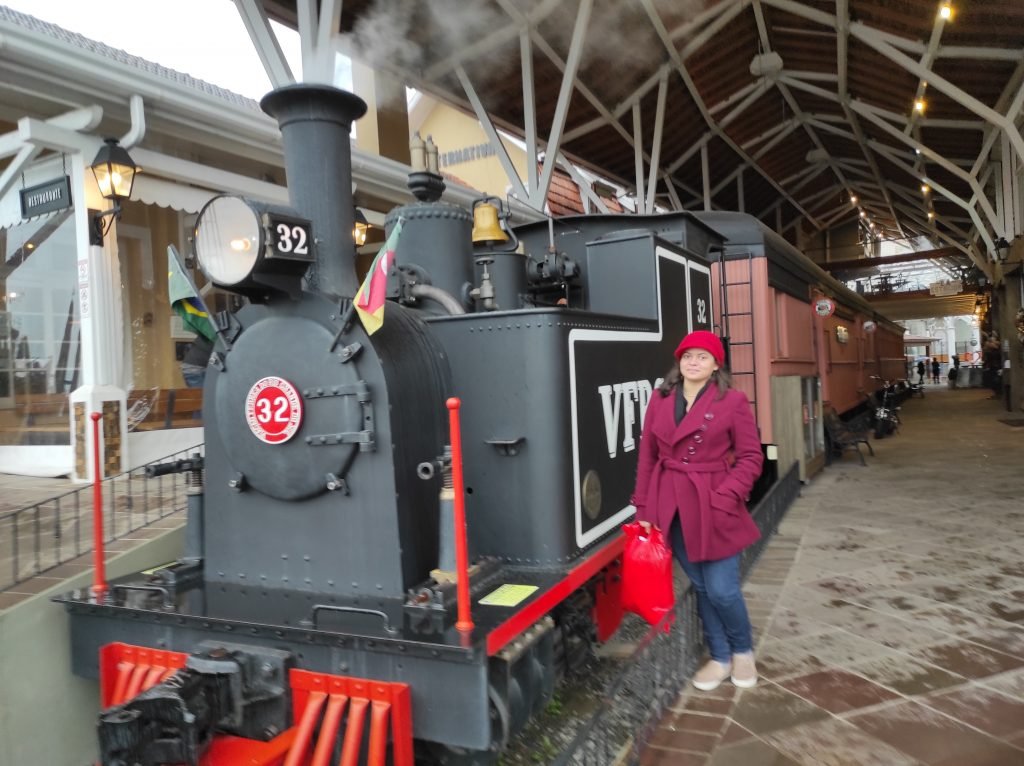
left=823, top=406, right=874, bottom=466
left=129, top=388, right=204, bottom=431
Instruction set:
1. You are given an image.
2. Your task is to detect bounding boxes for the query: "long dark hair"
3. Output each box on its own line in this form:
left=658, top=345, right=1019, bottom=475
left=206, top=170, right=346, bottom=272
left=658, top=364, right=733, bottom=399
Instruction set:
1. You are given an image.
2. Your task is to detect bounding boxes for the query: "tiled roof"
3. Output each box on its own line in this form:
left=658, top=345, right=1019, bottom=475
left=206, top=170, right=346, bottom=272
left=0, top=4, right=261, bottom=112
left=546, top=166, right=625, bottom=217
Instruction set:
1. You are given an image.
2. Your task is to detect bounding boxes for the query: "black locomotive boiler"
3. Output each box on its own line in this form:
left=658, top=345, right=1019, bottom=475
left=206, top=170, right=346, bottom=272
left=56, top=84, right=731, bottom=766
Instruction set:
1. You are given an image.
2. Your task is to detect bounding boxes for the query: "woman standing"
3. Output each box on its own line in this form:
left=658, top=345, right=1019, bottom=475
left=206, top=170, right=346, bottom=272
left=631, top=331, right=764, bottom=691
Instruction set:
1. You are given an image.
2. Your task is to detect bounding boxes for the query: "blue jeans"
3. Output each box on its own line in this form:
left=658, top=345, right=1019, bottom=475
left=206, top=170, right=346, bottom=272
left=668, top=517, right=753, bottom=663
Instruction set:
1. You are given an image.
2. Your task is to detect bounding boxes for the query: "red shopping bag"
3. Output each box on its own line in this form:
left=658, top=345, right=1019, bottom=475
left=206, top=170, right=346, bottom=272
left=621, top=521, right=675, bottom=628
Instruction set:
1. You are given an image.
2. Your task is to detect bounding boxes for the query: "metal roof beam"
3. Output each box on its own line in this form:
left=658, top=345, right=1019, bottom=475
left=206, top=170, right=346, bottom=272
left=753, top=1, right=853, bottom=230
left=678, top=0, right=752, bottom=60
left=872, top=141, right=995, bottom=259
left=454, top=65, right=529, bottom=203
left=556, top=153, right=610, bottom=214
left=851, top=21, right=1024, bottom=166
left=740, top=118, right=799, bottom=152
left=937, top=45, right=1024, bottom=62
left=670, top=0, right=749, bottom=42
left=664, top=175, right=684, bottom=211
left=426, top=0, right=562, bottom=81
left=891, top=201, right=980, bottom=265
left=711, top=120, right=800, bottom=197
left=639, top=0, right=821, bottom=228
left=232, top=0, right=295, bottom=88
left=800, top=183, right=844, bottom=209
left=645, top=73, right=669, bottom=214
left=709, top=79, right=766, bottom=118
left=667, top=133, right=713, bottom=174
left=633, top=103, right=645, bottom=213
left=852, top=101, right=1004, bottom=238
left=531, top=0, right=593, bottom=209
left=520, top=30, right=538, bottom=196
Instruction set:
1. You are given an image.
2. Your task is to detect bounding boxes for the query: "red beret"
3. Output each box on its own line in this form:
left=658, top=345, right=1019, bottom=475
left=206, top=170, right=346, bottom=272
left=674, top=330, right=725, bottom=366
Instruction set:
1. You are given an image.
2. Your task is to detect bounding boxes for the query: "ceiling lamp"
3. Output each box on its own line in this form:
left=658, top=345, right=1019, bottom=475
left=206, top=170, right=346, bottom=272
left=850, top=195, right=858, bottom=204
left=928, top=211, right=935, bottom=220
left=940, top=4, right=953, bottom=21
left=859, top=211, right=866, bottom=218
left=749, top=51, right=784, bottom=79
left=914, top=100, right=926, bottom=114
left=921, top=184, right=930, bottom=194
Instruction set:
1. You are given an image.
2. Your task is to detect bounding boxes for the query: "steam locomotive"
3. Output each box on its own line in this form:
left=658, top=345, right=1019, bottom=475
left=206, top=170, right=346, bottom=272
left=56, top=84, right=727, bottom=766
left=57, top=83, right=900, bottom=765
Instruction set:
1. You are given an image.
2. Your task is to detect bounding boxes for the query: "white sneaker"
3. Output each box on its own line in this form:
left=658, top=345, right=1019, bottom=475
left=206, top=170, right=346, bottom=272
left=692, top=659, right=732, bottom=691
left=731, top=652, right=758, bottom=688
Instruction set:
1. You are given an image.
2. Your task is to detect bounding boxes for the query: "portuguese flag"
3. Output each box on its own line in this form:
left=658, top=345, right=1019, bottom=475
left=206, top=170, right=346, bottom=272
left=354, top=218, right=402, bottom=336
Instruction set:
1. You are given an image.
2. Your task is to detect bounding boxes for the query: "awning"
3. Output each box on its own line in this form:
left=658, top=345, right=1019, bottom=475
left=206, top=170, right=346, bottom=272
left=130, top=175, right=216, bottom=214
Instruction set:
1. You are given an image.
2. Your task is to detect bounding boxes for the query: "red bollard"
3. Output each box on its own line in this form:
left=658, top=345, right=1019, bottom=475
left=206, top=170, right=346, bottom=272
left=90, top=411, right=108, bottom=600
left=446, top=398, right=474, bottom=634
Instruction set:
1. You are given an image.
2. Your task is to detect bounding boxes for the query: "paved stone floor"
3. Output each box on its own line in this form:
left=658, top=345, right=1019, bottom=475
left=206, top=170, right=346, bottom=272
left=639, top=384, right=1024, bottom=766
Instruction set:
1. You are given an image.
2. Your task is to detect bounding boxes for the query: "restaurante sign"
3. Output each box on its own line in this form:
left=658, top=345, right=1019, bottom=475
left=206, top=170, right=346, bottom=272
left=20, top=176, right=73, bottom=218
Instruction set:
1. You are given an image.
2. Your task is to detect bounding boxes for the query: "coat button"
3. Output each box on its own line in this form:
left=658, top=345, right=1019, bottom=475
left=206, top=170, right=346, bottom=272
left=687, top=446, right=696, bottom=454
left=682, top=457, right=689, bottom=463
left=693, top=435, right=703, bottom=443
left=700, top=424, right=708, bottom=431
left=705, top=413, right=714, bottom=420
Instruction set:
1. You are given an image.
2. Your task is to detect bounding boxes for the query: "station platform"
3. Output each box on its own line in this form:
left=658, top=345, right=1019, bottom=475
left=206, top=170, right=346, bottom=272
left=1, top=384, right=1021, bottom=765
left=639, top=384, right=1024, bottom=766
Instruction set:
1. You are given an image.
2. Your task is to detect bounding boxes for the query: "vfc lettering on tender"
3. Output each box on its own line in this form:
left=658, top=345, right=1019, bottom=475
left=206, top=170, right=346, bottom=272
left=597, top=378, right=662, bottom=458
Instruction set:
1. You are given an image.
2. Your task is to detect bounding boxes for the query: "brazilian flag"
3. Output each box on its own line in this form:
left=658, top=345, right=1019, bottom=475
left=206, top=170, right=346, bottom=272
left=167, top=245, right=216, bottom=342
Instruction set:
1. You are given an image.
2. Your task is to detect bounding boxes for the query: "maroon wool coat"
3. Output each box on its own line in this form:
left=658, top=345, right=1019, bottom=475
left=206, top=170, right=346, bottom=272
left=630, top=385, right=763, bottom=563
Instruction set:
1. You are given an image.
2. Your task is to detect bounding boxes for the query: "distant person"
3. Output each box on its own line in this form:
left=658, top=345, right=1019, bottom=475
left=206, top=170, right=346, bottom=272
left=916, top=359, right=925, bottom=384
left=948, top=366, right=958, bottom=389
left=931, top=358, right=941, bottom=384
left=952, top=354, right=960, bottom=370
left=983, top=339, right=1002, bottom=399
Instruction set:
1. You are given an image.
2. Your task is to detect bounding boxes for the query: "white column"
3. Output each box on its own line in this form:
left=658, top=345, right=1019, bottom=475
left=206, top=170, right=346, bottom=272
left=69, top=150, right=127, bottom=483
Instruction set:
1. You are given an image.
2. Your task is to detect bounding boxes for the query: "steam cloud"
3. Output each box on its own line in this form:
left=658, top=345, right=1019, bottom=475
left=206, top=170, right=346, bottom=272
left=346, top=0, right=714, bottom=114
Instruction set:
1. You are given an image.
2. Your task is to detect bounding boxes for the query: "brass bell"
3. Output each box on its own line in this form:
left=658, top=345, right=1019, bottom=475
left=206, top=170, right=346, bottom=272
left=472, top=202, right=509, bottom=244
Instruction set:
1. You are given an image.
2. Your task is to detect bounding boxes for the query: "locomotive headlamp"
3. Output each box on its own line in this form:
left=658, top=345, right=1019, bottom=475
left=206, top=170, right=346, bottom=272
left=193, top=195, right=314, bottom=299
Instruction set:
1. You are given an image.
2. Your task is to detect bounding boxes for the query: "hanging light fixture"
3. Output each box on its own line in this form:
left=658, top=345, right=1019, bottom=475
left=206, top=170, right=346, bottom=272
left=89, top=138, right=141, bottom=243
left=352, top=207, right=369, bottom=247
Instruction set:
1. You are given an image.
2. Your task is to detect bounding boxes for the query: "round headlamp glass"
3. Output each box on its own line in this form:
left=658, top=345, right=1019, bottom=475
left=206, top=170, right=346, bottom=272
left=194, top=196, right=261, bottom=286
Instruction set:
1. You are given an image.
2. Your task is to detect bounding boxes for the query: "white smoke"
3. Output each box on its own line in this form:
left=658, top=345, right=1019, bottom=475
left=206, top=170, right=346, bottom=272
left=345, top=0, right=714, bottom=116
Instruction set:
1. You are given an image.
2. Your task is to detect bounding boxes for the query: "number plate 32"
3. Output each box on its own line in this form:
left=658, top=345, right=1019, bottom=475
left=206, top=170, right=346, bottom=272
left=246, top=376, right=304, bottom=444
left=265, top=213, right=313, bottom=261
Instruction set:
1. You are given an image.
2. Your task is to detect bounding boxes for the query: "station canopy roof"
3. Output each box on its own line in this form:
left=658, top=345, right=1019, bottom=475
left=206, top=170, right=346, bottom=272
left=264, top=0, right=1024, bottom=273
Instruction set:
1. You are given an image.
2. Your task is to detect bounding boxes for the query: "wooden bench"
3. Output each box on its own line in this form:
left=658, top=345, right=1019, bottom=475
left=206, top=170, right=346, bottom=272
left=129, top=388, right=204, bottom=431
left=823, top=406, right=874, bottom=467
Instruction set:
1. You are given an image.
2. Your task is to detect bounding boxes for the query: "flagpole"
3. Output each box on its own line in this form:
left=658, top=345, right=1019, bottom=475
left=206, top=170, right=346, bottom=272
left=167, top=245, right=231, bottom=352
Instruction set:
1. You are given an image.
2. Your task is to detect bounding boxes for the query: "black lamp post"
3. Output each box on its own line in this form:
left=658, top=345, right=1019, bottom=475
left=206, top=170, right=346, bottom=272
left=994, top=236, right=1010, bottom=265
left=89, top=138, right=141, bottom=244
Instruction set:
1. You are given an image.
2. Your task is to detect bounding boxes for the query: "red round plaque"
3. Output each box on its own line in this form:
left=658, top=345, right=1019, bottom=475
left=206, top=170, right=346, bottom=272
left=245, top=376, right=303, bottom=444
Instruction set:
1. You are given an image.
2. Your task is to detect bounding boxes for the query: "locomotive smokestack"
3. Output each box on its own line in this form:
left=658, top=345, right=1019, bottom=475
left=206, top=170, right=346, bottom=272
left=261, top=85, right=368, bottom=299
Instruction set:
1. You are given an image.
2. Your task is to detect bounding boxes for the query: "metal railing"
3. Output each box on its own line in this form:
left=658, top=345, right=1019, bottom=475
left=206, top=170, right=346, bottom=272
left=0, top=444, right=204, bottom=592
left=554, top=461, right=801, bottom=766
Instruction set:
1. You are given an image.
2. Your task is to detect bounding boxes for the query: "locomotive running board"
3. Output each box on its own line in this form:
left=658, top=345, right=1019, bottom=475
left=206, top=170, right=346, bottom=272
left=98, top=642, right=414, bottom=766
left=485, top=533, right=624, bottom=656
